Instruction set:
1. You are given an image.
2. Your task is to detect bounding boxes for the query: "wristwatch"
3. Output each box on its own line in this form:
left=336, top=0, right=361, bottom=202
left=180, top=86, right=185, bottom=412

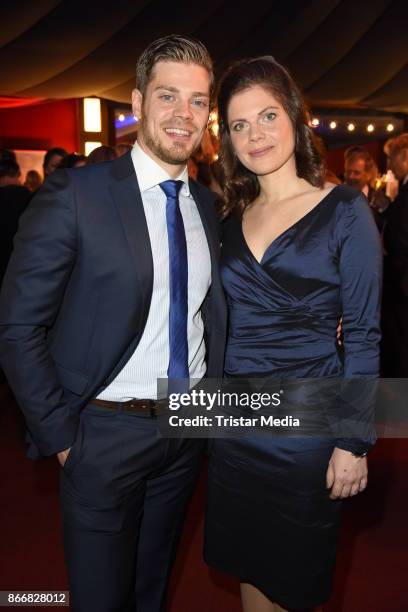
left=350, top=449, right=368, bottom=458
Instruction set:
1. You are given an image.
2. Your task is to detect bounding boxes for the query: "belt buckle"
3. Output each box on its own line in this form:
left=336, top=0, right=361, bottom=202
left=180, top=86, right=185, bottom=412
left=131, top=399, right=158, bottom=417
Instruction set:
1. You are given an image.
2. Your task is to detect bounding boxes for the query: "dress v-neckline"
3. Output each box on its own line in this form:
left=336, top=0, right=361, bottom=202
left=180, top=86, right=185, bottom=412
left=241, top=184, right=342, bottom=265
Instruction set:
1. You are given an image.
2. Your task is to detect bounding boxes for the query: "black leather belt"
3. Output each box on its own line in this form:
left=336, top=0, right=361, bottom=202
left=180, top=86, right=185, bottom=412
left=90, top=398, right=166, bottom=417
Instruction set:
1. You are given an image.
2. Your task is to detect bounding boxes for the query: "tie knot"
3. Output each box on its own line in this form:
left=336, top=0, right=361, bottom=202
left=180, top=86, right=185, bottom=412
left=160, top=180, right=183, bottom=200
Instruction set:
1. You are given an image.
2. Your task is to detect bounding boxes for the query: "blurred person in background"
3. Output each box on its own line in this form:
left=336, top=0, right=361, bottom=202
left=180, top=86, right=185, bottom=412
left=0, top=148, right=17, bottom=163
left=344, top=146, right=390, bottom=231
left=43, top=147, right=68, bottom=176
left=86, top=145, right=117, bottom=165
left=0, top=159, right=22, bottom=188
left=58, top=153, right=87, bottom=169
left=383, top=134, right=408, bottom=375
left=24, top=170, right=43, bottom=192
left=0, top=159, right=31, bottom=284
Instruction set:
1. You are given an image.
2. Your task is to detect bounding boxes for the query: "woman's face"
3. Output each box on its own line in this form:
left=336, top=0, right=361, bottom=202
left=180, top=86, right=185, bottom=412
left=227, top=85, right=296, bottom=177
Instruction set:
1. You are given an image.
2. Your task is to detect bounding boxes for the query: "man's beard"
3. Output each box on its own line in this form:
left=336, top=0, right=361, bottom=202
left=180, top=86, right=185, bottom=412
left=345, top=178, right=361, bottom=188
left=139, top=118, right=197, bottom=165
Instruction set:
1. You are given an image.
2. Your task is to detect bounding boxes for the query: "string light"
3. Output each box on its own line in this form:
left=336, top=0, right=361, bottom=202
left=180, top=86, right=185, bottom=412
left=118, top=114, right=125, bottom=122
left=300, top=117, right=398, bottom=135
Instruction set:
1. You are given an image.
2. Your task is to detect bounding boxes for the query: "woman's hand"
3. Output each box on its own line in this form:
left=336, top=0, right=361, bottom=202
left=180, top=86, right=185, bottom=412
left=326, top=447, right=367, bottom=499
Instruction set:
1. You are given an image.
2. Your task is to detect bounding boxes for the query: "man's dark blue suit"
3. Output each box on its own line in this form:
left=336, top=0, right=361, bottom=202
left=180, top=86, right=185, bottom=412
left=0, top=151, right=227, bottom=611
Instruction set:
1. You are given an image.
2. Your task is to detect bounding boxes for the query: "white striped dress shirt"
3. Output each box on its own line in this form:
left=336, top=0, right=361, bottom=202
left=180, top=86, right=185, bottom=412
left=97, top=142, right=211, bottom=400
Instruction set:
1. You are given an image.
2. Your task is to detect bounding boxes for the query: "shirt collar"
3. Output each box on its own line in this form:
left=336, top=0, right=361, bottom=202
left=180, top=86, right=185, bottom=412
left=131, top=141, right=190, bottom=196
left=362, top=184, right=369, bottom=197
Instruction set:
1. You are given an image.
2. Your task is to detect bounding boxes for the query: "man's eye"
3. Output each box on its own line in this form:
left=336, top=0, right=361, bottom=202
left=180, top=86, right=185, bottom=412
left=160, top=94, right=174, bottom=102
left=192, top=99, right=208, bottom=108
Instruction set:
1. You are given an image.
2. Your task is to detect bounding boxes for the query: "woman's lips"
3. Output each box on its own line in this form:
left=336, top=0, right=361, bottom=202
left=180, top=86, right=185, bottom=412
left=248, top=146, right=274, bottom=158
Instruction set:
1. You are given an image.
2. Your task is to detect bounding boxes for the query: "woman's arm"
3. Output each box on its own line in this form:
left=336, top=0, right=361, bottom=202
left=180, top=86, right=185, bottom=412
left=327, top=192, right=383, bottom=498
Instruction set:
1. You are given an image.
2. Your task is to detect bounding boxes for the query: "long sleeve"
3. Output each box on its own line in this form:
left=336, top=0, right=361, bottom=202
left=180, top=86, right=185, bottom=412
left=339, top=194, right=382, bottom=376
left=0, top=170, right=79, bottom=456
left=335, top=194, right=383, bottom=452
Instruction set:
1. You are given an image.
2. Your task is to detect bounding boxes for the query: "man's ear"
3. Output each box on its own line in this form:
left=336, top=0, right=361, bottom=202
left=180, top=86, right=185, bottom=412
left=132, top=89, right=143, bottom=120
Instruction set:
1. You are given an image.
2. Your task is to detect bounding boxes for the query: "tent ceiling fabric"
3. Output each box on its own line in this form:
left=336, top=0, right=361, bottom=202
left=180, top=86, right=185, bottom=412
left=0, top=0, right=407, bottom=113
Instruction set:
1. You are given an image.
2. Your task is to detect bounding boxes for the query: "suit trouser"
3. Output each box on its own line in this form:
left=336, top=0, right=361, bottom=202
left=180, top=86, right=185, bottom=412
left=60, top=403, right=204, bottom=612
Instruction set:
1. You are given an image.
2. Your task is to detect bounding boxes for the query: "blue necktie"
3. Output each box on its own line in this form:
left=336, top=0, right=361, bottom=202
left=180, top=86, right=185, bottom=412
left=160, top=180, right=189, bottom=394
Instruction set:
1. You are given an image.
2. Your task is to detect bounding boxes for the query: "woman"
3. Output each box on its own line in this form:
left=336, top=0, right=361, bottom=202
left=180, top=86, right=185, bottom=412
left=204, top=57, right=382, bottom=612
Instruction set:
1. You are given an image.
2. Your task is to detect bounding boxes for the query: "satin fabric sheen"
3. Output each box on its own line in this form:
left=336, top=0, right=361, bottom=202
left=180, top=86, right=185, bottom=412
left=205, top=185, right=382, bottom=610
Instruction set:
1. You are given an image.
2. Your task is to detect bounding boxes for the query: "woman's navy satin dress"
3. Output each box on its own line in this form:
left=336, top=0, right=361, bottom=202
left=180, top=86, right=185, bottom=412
left=204, top=185, right=382, bottom=610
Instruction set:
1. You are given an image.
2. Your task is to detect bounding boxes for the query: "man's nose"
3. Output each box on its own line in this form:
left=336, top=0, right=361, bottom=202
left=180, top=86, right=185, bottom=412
left=173, top=99, right=193, bottom=120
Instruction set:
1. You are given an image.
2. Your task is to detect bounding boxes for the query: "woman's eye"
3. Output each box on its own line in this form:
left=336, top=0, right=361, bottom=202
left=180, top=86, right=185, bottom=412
left=232, top=122, right=245, bottom=132
left=264, top=112, right=276, bottom=122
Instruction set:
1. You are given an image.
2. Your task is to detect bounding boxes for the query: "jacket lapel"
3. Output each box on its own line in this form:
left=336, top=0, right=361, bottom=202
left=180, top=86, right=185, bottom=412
left=189, top=180, right=220, bottom=270
left=109, top=152, right=153, bottom=331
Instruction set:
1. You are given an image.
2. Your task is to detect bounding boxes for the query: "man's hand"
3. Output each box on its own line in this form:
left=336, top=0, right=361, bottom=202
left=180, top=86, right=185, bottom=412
left=57, top=447, right=71, bottom=468
left=326, top=447, right=367, bottom=500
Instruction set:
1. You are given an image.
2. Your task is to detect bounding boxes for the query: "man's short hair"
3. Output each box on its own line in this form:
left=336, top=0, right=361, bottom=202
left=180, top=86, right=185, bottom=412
left=0, top=159, right=20, bottom=179
left=43, top=147, right=68, bottom=170
left=385, top=133, right=408, bottom=157
left=0, top=148, right=17, bottom=163
left=344, top=145, right=376, bottom=174
left=135, top=34, right=214, bottom=96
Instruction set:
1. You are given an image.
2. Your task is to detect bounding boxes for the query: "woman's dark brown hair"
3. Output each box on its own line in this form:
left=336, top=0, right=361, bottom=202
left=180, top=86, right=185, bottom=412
left=217, top=56, right=325, bottom=218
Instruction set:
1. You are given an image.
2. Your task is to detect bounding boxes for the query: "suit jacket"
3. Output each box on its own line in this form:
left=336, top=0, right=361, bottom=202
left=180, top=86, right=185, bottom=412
left=383, top=180, right=408, bottom=297
left=0, top=153, right=227, bottom=458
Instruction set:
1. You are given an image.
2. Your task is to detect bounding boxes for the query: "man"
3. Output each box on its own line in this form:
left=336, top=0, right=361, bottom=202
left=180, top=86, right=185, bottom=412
left=43, top=146, right=68, bottom=176
left=0, top=159, right=31, bottom=284
left=383, top=134, right=408, bottom=375
left=0, top=35, right=226, bottom=611
left=344, top=146, right=390, bottom=231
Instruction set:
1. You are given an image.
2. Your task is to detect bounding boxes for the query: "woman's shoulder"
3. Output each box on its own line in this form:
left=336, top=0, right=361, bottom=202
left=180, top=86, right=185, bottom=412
left=324, top=184, right=372, bottom=222
left=330, top=183, right=364, bottom=203
left=329, top=185, right=380, bottom=245
left=324, top=183, right=361, bottom=204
